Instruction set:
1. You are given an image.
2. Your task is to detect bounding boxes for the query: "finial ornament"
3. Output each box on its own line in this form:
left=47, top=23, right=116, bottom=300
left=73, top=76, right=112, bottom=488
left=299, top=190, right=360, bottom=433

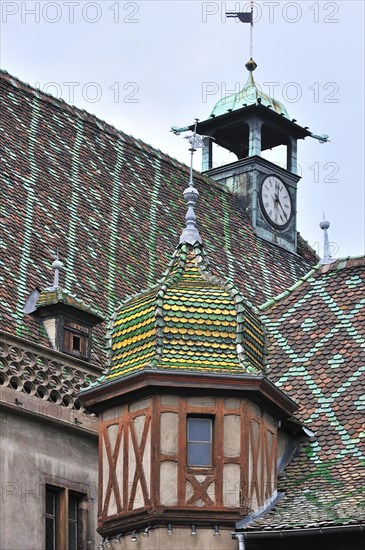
left=319, top=214, right=336, bottom=264
left=170, top=120, right=214, bottom=244
left=179, top=119, right=202, bottom=245
left=50, top=249, right=64, bottom=288
left=245, top=58, right=257, bottom=72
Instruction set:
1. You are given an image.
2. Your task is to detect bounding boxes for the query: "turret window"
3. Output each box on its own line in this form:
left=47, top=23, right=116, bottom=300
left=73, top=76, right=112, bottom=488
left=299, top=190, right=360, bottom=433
left=187, top=417, right=213, bottom=467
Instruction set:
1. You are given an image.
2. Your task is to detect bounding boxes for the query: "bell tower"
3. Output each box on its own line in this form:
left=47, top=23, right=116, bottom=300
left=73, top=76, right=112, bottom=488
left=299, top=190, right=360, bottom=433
left=172, top=10, right=328, bottom=255
left=195, top=57, right=326, bottom=254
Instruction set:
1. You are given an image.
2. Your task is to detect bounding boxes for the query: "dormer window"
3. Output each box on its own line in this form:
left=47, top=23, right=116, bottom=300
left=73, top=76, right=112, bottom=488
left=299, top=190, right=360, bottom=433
left=63, top=321, right=91, bottom=359
left=26, top=263, right=104, bottom=362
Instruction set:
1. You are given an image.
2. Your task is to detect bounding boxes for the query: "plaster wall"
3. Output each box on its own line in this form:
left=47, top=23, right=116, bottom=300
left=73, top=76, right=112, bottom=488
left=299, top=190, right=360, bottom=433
left=0, top=409, right=98, bottom=550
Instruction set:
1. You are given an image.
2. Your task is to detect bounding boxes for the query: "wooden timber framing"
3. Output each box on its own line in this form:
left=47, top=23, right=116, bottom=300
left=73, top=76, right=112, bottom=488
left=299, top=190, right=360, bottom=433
left=97, top=386, right=281, bottom=535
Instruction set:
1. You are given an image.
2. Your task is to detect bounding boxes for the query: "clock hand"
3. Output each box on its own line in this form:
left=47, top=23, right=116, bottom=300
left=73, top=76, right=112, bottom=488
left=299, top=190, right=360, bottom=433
left=271, top=194, right=285, bottom=222
left=272, top=186, right=280, bottom=198
left=277, top=199, right=288, bottom=220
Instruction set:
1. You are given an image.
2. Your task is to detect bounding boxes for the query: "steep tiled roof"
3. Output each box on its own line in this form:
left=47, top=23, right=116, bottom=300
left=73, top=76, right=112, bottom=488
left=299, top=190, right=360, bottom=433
left=246, top=257, right=365, bottom=530
left=1, top=70, right=317, bottom=366
left=2, top=68, right=363, bottom=535
left=105, top=242, right=266, bottom=381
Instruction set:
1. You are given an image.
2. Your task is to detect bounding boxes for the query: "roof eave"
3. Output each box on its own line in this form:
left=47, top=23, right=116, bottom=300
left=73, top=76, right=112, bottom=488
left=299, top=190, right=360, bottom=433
left=236, top=523, right=365, bottom=539
left=79, top=369, right=298, bottom=417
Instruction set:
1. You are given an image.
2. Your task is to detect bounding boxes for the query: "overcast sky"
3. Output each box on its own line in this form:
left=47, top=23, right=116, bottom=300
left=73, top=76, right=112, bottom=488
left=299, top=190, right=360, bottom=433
left=1, top=0, right=364, bottom=258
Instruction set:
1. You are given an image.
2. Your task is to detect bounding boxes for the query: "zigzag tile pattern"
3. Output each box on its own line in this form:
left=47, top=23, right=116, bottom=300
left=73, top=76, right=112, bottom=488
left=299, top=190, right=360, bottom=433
left=249, top=257, right=365, bottom=529
left=106, top=243, right=266, bottom=379
left=1, top=70, right=317, bottom=365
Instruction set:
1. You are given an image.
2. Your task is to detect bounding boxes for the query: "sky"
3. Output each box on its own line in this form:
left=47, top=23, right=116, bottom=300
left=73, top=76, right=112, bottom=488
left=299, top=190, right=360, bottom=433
left=1, top=0, right=364, bottom=258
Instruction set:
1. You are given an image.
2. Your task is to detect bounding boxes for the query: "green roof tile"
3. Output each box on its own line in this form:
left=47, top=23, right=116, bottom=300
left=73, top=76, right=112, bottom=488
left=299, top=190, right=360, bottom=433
left=104, top=242, right=267, bottom=381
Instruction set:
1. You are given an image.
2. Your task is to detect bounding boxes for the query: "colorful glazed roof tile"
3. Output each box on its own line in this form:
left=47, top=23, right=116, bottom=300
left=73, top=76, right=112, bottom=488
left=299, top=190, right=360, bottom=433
left=105, top=242, right=266, bottom=381
left=0, top=70, right=317, bottom=366
left=244, top=257, right=365, bottom=530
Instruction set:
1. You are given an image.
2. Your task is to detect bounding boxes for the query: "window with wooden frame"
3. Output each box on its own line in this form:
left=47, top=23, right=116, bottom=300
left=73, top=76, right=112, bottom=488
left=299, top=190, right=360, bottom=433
left=45, top=485, right=85, bottom=550
left=187, top=417, right=213, bottom=467
left=45, top=488, right=58, bottom=550
left=63, top=321, right=90, bottom=359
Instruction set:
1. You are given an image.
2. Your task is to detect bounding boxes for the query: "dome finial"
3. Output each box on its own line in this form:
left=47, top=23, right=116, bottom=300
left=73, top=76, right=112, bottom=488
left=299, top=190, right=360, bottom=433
left=245, top=57, right=257, bottom=72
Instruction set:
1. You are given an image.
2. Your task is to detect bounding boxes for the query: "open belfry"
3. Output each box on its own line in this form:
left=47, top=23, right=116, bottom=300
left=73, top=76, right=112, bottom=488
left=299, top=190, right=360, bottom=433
left=1, top=4, right=364, bottom=550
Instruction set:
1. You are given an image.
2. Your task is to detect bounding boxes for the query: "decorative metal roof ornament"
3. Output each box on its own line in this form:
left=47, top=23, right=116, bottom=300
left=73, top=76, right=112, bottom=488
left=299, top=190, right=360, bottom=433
left=49, top=249, right=64, bottom=289
left=179, top=119, right=213, bottom=245
left=226, top=0, right=254, bottom=58
left=319, top=214, right=336, bottom=264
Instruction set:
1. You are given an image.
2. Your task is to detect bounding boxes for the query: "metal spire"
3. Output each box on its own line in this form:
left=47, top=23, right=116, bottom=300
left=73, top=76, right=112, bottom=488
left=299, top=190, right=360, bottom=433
left=179, top=119, right=202, bottom=245
left=249, top=0, right=254, bottom=59
left=319, top=214, right=336, bottom=264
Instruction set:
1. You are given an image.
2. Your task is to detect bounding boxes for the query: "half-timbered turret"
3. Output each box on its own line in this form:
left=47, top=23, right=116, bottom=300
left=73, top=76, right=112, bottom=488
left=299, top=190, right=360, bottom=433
left=81, top=137, right=298, bottom=548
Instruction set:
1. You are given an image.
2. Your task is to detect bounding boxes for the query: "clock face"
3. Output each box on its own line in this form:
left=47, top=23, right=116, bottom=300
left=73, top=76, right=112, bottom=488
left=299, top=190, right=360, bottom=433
left=260, top=176, right=292, bottom=228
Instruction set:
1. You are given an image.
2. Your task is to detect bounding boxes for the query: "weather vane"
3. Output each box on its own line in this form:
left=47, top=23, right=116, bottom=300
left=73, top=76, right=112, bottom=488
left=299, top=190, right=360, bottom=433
left=226, top=0, right=254, bottom=58
left=184, top=119, right=212, bottom=186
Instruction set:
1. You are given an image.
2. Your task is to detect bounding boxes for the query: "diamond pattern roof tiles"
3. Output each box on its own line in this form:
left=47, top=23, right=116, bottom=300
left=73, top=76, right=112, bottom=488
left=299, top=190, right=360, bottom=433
left=105, top=242, right=266, bottom=380
left=245, top=257, right=365, bottom=530
left=2, top=69, right=362, bottom=533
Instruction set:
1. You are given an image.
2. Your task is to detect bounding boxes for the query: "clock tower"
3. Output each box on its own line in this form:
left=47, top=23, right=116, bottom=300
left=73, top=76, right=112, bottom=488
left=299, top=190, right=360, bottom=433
left=191, top=58, right=327, bottom=254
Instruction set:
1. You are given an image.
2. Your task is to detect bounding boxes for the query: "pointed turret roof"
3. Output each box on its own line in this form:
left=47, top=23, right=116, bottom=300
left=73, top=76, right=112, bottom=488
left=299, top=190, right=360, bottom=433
left=100, top=129, right=267, bottom=383
left=104, top=241, right=266, bottom=382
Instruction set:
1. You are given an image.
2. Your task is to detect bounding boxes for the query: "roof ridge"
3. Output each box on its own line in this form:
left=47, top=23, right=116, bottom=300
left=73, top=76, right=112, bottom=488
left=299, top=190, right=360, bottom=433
left=258, top=264, right=321, bottom=312
left=37, top=286, right=105, bottom=320
left=259, top=254, right=365, bottom=312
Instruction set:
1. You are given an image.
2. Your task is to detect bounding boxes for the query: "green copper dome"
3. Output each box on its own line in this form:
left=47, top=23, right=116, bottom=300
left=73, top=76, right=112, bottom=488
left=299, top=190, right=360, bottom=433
left=104, top=242, right=266, bottom=382
left=210, top=59, right=289, bottom=119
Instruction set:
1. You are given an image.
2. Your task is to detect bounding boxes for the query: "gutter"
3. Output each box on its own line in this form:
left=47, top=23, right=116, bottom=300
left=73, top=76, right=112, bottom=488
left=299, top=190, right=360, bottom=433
left=232, top=523, right=364, bottom=542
